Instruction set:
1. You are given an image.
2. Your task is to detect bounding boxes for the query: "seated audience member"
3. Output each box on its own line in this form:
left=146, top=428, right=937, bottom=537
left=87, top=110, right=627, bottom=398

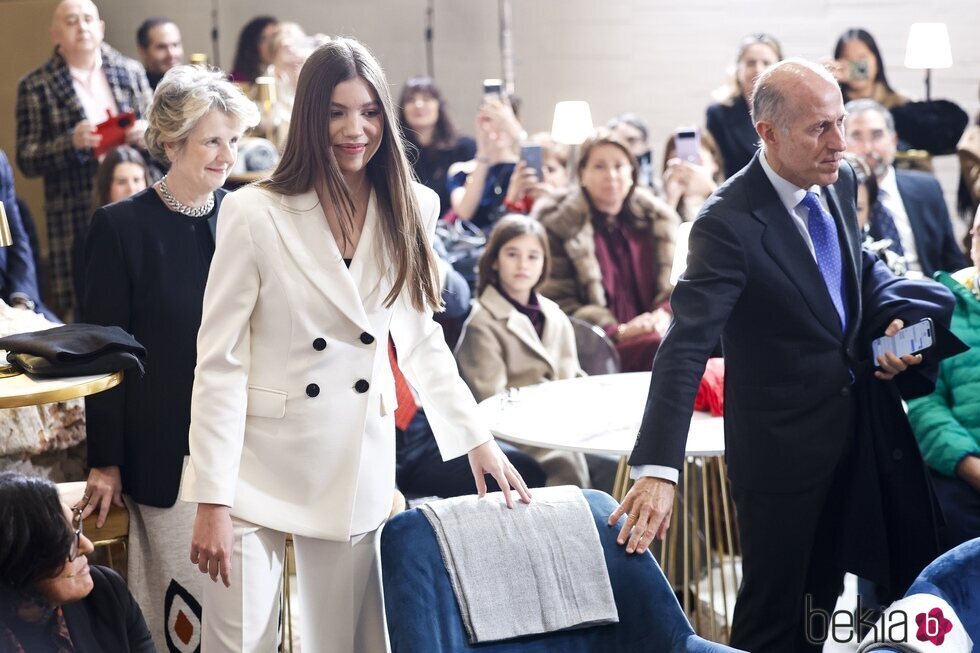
left=848, top=152, right=907, bottom=276
left=0, top=472, right=154, bottom=652
left=0, top=149, right=47, bottom=320
left=607, top=113, right=658, bottom=190
left=907, top=206, right=980, bottom=551
left=71, top=145, right=150, bottom=317
left=706, top=32, right=782, bottom=179
left=661, top=128, right=724, bottom=221
left=845, top=99, right=967, bottom=277
left=229, top=15, right=278, bottom=84
left=267, top=23, right=326, bottom=149
left=395, top=241, right=547, bottom=498
left=456, top=215, right=590, bottom=486
left=830, top=28, right=907, bottom=110
left=136, top=17, right=183, bottom=89
left=399, top=76, right=476, bottom=216
left=534, top=129, right=680, bottom=373
left=448, top=96, right=523, bottom=232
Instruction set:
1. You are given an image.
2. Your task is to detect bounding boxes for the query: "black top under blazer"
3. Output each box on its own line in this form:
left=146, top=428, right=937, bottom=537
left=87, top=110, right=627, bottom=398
left=83, top=187, right=225, bottom=507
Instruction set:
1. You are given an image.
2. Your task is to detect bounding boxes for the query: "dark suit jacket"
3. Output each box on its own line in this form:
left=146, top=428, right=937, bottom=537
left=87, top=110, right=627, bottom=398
left=893, top=168, right=968, bottom=277
left=62, top=566, right=155, bottom=652
left=705, top=97, right=760, bottom=180
left=629, top=153, right=953, bottom=495
left=0, top=149, right=40, bottom=305
left=83, top=189, right=223, bottom=507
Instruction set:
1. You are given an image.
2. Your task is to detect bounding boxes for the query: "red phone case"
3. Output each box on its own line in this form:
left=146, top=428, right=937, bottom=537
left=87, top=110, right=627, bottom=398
left=94, top=111, right=136, bottom=157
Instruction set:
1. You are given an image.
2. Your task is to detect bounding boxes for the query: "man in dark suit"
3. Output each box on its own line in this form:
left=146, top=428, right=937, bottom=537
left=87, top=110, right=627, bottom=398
left=16, top=0, right=151, bottom=317
left=845, top=99, right=967, bottom=278
left=610, top=60, right=955, bottom=652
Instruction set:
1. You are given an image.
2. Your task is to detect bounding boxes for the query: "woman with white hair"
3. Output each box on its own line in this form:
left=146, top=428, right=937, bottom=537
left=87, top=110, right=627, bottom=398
left=77, top=64, right=258, bottom=651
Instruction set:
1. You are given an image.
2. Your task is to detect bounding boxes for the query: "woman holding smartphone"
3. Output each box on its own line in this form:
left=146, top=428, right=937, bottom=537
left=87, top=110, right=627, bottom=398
left=705, top=32, right=782, bottom=179
left=181, top=38, right=531, bottom=651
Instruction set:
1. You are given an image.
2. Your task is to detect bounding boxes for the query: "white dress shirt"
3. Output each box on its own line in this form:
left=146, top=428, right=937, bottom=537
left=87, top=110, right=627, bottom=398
left=69, top=52, right=118, bottom=125
left=877, top=166, right=921, bottom=273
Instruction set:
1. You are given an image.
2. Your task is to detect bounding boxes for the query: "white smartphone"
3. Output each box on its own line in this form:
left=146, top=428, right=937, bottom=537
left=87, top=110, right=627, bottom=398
left=872, top=318, right=934, bottom=366
left=673, top=127, right=701, bottom=165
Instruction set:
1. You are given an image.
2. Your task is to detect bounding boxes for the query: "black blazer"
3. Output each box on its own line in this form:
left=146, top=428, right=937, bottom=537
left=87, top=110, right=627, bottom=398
left=705, top=97, right=759, bottom=180
left=893, top=168, right=968, bottom=277
left=629, top=153, right=953, bottom=493
left=83, top=188, right=224, bottom=507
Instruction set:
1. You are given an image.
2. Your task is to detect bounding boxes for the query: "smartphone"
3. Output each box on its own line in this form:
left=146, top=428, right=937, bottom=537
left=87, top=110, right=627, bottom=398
left=872, top=318, right=933, bottom=366
left=94, top=111, right=136, bottom=157
left=482, top=78, right=503, bottom=99
left=520, top=144, right=543, bottom=179
left=849, top=60, right=870, bottom=82
left=673, top=127, right=701, bottom=165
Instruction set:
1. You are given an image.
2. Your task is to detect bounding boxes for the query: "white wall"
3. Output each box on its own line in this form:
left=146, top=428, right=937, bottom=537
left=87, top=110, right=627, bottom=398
left=4, top=0, right=979, bottom=249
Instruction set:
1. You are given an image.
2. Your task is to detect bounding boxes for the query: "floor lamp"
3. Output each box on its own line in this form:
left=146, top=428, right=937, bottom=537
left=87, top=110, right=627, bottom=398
left=904, top=23, right=952, bottom=101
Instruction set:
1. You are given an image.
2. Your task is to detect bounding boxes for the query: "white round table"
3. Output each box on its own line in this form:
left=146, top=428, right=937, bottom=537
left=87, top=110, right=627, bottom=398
left=479, top=372, right=738, bottom=643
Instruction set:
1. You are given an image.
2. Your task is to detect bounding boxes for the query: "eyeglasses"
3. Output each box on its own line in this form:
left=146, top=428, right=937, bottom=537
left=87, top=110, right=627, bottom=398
left=69, top=507, right=84, bottom=562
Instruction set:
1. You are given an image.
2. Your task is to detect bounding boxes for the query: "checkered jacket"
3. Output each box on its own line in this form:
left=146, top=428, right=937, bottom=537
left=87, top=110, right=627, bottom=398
left=16, top=43, right=151, bottom=315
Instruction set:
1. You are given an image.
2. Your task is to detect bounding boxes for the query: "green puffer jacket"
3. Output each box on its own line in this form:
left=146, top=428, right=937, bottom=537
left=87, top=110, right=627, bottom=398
left=907, top=268, right=980, bottom=476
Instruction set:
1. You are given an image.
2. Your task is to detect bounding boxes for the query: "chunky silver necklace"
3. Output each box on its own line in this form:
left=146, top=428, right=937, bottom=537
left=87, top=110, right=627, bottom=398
left=158, top=175, right=215, bottom=217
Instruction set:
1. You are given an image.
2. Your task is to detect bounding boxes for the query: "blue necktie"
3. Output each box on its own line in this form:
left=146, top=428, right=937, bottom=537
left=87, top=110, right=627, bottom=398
left=800, top=192, right=847, bottom=332
left=869, top=192, right=905, bottom=256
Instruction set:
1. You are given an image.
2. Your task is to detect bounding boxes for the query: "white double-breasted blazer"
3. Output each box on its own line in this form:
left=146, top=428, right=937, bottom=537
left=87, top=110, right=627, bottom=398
left=180, top=182, right=491, bottom=540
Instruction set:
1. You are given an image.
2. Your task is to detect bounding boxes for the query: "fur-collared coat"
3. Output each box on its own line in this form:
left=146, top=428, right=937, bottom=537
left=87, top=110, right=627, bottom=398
left=532, top=185, right=680, bottom=328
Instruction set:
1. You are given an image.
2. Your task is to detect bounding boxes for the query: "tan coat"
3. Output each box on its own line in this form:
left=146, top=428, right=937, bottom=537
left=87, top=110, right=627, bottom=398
left=456, top=285, right=583, bottom=402
left=455, top=285, right=589, bottom=486
left=532, top=186, right=680, bottom=328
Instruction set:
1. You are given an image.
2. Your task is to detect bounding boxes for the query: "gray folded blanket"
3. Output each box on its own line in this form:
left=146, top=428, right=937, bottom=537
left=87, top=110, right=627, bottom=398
left=419, top=485, right=618, bottom=644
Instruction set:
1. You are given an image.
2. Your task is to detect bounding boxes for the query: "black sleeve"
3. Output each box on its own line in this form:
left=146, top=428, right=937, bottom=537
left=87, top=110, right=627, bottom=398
left=629, top=212, right=748, bottom=469
left=82, top=208, right=131, bottom=467
left=99, top=566, right=156, bottom=652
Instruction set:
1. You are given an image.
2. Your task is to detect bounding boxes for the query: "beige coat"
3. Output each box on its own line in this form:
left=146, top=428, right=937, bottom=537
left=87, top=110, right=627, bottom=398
left=456, top=285, right=589, bottom=486
left=532, top=186, right=680, bottom=328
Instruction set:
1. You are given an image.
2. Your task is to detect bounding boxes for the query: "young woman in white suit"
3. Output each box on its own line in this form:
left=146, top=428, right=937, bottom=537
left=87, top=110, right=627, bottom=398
left=180, top=38, right=532, bottom=652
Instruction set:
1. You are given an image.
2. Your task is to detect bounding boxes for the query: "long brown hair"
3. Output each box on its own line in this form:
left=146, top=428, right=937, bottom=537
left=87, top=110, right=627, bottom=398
left=261, top=38, right=440, bottom=311
left=477, top=214, right=551, bottom=296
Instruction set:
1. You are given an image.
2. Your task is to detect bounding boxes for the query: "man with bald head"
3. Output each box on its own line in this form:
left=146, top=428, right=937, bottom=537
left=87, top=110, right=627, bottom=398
left=612, top=60, right=956, bottom=650
left=16, top=0, right=150, bottom=316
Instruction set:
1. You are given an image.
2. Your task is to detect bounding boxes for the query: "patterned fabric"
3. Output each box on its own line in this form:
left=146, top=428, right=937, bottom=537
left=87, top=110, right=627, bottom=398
left=389, top=337, right=418, bottom=431
left=1, top=606, right=75, bottom=652
left=800, top=192, right=848, bottom=332
left=16, top=43, right=151, bottom=314
left=869, top=194, right=906, bottom=257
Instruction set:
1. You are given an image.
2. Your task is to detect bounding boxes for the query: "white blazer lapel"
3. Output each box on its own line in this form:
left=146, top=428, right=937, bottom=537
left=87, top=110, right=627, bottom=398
left=349, top=191, right=391, bottom=307
left=268, top=190, right=372, bottom=332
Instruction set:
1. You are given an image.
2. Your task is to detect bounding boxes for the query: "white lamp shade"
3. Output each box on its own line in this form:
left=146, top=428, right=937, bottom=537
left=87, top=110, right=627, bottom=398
left=669, top=221, right=693, bottom=286
left=905, top=23, right=952, bottom=69
left=550, top=101, right=594, bottom=145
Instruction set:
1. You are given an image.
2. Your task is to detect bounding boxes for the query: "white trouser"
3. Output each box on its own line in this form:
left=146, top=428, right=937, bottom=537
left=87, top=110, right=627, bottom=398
left=201, top=517, right=388, bottom=653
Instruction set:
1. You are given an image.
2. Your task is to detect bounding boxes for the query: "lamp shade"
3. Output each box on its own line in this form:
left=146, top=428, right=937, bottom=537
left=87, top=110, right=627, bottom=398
left=905, top=23, right=952, bottom=69
left=550, top=101, right=594, bottom=145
